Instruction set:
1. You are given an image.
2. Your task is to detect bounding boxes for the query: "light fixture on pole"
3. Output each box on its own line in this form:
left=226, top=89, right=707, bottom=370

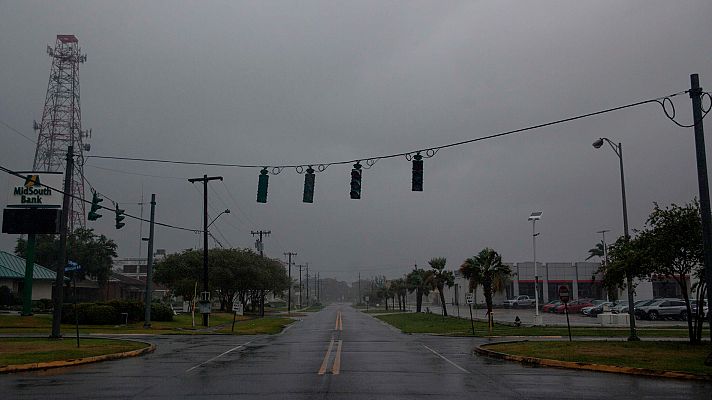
left=208, top=209, right=230, bottom=228
left=592, top=137, right=639, bottom=341
left=528, top=211, right=542, bottom=325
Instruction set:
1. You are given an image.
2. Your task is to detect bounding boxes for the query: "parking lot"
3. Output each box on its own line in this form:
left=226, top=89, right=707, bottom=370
left=426, top=304, right=691, bottom=328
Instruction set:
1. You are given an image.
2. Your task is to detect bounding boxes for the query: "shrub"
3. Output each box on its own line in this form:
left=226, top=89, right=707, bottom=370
left=151, top=302, right=174, bottom=322
left=105, top=300, right=144, bottom=322
left=85, top=304, right=119, bottom=325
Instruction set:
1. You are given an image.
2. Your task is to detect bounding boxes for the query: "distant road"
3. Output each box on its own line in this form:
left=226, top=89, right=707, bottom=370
left=1, top=305, right=710, bottom=399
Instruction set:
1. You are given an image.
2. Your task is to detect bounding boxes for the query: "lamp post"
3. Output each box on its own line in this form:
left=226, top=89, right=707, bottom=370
left=528, top=211, right=542, bottom=325
left=593, top=137, right=639, bottom=341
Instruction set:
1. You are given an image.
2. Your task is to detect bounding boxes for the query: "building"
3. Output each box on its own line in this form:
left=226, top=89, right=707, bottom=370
left=0, top=250, right=55, bottom=301
left=112, top=249, right=166, bottom=281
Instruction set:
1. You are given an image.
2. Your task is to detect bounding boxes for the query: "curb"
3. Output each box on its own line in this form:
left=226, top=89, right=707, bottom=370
left=0, top=340, right=156, bottom=374
left=474, top=341, right=712, bottom=381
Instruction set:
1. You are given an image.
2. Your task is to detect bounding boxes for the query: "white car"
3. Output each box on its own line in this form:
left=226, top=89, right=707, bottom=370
left=502, top=295, right=535, bottom=308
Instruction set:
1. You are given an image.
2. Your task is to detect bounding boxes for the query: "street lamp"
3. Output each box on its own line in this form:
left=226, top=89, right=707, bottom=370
left=208, top=209, right=230, bottom=228
left=592, top=137, right=639, bottom=341
left=528, top=211, right=542, bottom=325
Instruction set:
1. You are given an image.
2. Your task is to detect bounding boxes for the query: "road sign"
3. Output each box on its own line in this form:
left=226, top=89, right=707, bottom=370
left=465, top=293, right=474, bottom=305
left=64, top=261, right=81, bottom=272
left=559, top=285, right=570, bottom=303
left=232, top=302, right=244, bottom=316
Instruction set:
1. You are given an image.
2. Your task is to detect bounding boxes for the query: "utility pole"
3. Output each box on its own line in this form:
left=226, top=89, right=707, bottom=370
left=188, top=174, right=223, bottom=327
left=358, top=272, right=361, bottom=304
left=298, top=265, right=304, bottom=308
left=689, top=74, right=712, bottom=363
left=317, top=272, right=320, bottom=303
left=284, top=252, right=297, bottom=315
left=306, top=264, right=309, bottom=307
left=251, top=230, right=270, bottom=317
left=143, top=194, right=156, bottom=328
left=251, top=230, right=271, bottom=257
left=51, top=146, right=74, bottom=338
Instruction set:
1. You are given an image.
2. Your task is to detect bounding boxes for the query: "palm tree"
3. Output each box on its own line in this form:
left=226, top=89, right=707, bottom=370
left=460, top=248, right=511, bottom=329
left=427, top=257, right=455, bottom=316
left=586, top=242, right=605, bottom=261
left=406, top=268, right=433, bottom=313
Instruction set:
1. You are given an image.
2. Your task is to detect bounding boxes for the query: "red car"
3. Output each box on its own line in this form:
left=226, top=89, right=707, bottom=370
left=542, top=300, right=561, bottom=313
left=554, top=299, right=593, bottom=314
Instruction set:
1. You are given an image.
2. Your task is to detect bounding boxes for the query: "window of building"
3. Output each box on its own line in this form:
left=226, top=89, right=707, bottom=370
left=123, top=265, right=137, bottom=273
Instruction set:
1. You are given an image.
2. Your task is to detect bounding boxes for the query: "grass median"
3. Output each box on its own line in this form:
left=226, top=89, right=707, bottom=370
left=484, top=341, right=712, bottom=376
left=0, top=313, right=292, bottom=335
left=374, top=312, right=707, bottom=338
left=0, top=337, right=148, bottom=367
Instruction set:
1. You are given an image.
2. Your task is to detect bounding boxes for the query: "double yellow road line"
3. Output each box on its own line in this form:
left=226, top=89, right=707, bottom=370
left=318, top=310, right=344, bottom=375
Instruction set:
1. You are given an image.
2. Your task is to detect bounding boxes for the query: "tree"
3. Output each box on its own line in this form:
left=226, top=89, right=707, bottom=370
left=586, top=242, right=605, bottom=261
left=406, top=268, right=432, bottom=313
left=639, top=201, right=704, bottom=343
left=426, top=257, right=455, bottom=316
left=15, top=228, right=118, bottom=290
left=460, top=248, right=511, bottom=329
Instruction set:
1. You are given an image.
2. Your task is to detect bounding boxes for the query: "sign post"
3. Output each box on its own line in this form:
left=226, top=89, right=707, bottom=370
left=3, top=172, right=63, bottom=317
left=559, top=285, right=572, bottom=342
left=65, top=261, right=82, bottom=347
left=466, top=292, right=475, bottom=336
left=231, top=299, right=244, bottom=333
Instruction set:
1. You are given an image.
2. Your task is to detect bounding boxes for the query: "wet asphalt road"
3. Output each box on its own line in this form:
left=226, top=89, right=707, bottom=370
left=2, top=304, right=711, bottom=399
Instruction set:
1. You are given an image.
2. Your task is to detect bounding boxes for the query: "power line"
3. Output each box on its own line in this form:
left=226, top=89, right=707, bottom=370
left=0, top=120, right=36, bottom=144
left=85, top=89, right=702, bottom=172
left=0, top=164, right=199, bottom=233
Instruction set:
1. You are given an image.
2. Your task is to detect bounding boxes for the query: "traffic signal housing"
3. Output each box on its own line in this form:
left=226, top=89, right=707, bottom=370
left=303, top=167, right=315, bottom=203
left=350, top=162, right=362, bottom=199
left=88, top=192, right=103, bottom=221
left=114, top=204, right=125, bottom=229
left=257, top=168, right=269, bottom=203
left=412, top=153, right=423, bottom=191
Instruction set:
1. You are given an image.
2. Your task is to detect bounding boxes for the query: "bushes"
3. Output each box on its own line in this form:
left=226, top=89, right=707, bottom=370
left=60, top=300, right=173, bottom=324
left=151, top=302, right=174, bottom=322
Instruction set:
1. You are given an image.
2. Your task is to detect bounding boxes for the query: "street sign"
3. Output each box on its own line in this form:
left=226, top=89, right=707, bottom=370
left=232, top=302, right=244, bottom=316
left=559, top=285, right=570, bottom=303
left=64, top=261, right=81, bottom=272
left=465, top=293, right=474, bottom=305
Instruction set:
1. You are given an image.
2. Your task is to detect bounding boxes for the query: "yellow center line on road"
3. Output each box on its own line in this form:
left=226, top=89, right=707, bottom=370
left=318, top=338, right=335, bottom=375
left=331, top=340, right=343, bottom=375
left=338, top=311, right=343, bottom=331
left=334, top=311, right=340, bottom=330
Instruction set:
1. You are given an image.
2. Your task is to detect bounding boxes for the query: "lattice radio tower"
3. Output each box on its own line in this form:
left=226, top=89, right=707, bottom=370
left=32, top=35, right=90, bottom=231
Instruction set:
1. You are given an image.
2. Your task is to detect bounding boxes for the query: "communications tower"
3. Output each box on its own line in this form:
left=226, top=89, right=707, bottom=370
left=32, top=35, right=90, bottom=230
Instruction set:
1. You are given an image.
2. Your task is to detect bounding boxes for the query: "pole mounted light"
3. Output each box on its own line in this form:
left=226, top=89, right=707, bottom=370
left=592, top=137, right=639, bottom=341
left=208, top=209, right=230, bottom=228
left=528, top=211, right=542, bottom=325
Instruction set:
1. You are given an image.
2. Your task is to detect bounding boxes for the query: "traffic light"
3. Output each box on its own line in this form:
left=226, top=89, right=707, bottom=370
left=88, top=192, right=103, bottom=221
left=257, top=168, right=269, bottom=203
left=350, top=162, right=362, bottom=199
left=412, top=153, right=423, bottom=191
left=114, top=204, right=125, bottom=229
left=303, top=167, right=315, bottom=203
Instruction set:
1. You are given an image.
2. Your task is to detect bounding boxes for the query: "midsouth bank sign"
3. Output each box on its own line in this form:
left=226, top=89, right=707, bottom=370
left=7, top=172, right=63, bottom=208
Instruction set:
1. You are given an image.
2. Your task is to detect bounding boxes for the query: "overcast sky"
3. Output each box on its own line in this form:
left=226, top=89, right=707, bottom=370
left=1, top=1, right=711, bottom=281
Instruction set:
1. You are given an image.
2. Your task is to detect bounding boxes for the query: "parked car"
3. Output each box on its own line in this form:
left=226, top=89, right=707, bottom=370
left=554, top=299, right=594, bottom=314
left=691, top=300, right=708, bottom=318
left=582, top=301, right=614, bottom=317
left=636, top=298, right=687, bottom=321
left=503, top=295, right=535, bottom=308
left=542, top=300, right=561, bottom=313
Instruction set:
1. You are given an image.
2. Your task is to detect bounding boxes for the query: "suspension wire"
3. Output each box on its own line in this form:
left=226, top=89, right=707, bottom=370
left=85, top=90, right=704, bottom=171
left=0, top=164, right=200, bottom=233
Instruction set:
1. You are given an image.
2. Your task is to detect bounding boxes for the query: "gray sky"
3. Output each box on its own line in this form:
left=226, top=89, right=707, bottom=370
left=1, top=1, right=711, bottom=281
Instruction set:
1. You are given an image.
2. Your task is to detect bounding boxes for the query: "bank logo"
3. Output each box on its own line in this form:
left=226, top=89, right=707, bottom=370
left=24, top=175, right=41, bottom=188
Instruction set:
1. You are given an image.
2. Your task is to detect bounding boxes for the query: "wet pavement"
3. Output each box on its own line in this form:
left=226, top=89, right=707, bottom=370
left=1, top=304, right=710, bottom=399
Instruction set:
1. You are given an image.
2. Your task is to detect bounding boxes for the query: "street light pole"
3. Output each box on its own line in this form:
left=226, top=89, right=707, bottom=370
left=593, top=138, right=639, bottom=341
left=528, top=211, right=542, bottom=325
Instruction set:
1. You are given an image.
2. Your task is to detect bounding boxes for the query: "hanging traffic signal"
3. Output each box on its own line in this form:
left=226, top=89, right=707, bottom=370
left=350, top=162, right=362, bottom=199
left=257, top=168, right=269, bottom=203
left=114, top=204, right=126, bottom=229
left=412, top=153, right=423, bottom=191
left=88, top=192, right=103, bottom=221
left=303, top=167, right=315, bottom=203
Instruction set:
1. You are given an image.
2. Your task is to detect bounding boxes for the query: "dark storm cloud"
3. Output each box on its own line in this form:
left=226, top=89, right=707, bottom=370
left=1, top=1, right=711, bottom=280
